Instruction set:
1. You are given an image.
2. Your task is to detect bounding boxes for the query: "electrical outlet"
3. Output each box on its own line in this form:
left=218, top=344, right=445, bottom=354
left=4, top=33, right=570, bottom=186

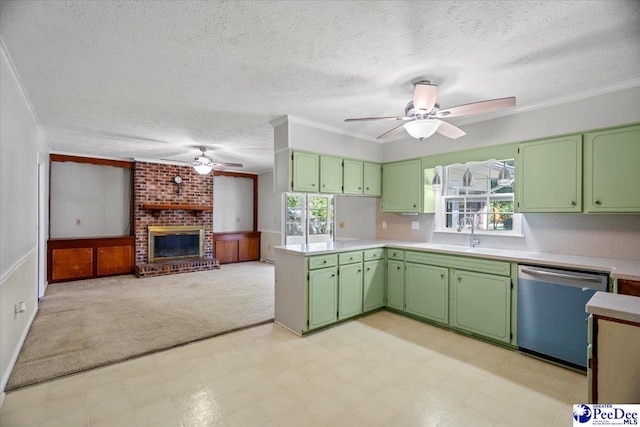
left=382, top=221, right=387, bottom=229
left=76, top=219, right=81, bottom=225
left=411, top=221, right=420, bottom=230
left=339, top=221, right=345, bottom=228
left=15, top=301, right=26, bottom=314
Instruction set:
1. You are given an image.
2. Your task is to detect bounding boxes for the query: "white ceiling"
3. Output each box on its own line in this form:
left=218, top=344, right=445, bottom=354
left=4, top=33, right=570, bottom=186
left=1, top=1, right=639, bottom=174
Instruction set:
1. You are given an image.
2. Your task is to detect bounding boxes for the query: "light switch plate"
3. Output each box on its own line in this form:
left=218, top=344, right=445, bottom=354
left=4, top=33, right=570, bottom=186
left=382, top=221, right=387, bottom=229
left=411, top=221, right=419, bottom=230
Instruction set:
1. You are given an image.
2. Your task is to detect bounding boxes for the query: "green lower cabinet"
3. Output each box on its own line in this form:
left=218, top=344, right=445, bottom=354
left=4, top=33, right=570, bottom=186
left=387, top=259, right=404, bottom=310
left=363, top=259, right=385, bottom=311
left=405, top=263, right=448, bottom=323
left=338, top=263, right=363, bottom=320
left=308, top=267, right=338, bottom=329
left=450, top=270, right=511, bottom=343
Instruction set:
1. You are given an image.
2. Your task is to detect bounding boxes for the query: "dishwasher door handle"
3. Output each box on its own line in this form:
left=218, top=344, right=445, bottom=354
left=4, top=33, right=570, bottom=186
left=520, top=267, right=604, bottom=283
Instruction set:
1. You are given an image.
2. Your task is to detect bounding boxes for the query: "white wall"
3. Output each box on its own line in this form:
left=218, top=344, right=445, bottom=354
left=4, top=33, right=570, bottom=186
left=50, top=161, right=130, bottom=238
left=213, top=175, right=254, bottom=232
left=378, top=86, right=640, bottom=261
left=0, top=41, right=49, bottom=396
left=258, top=171, right=282, bottom=261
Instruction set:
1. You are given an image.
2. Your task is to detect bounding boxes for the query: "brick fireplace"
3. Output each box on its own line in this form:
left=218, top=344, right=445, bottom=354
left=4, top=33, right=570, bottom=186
left=133, top=161, right=219, bottom=277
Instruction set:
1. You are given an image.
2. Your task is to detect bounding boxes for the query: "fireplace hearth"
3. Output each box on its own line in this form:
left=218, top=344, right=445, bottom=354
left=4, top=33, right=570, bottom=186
left=148, top=226, right=204, bottom=263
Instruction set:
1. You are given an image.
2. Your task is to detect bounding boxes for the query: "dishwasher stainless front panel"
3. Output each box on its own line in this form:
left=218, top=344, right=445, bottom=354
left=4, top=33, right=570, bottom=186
left=517, top=265, right=608, bottom=369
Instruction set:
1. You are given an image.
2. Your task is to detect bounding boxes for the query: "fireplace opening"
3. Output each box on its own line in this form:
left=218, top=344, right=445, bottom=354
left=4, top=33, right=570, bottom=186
left=148, top=226, right=204, bottom=263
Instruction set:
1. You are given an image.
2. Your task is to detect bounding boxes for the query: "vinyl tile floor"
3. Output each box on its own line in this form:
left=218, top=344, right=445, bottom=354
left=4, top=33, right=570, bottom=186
left=0, top=311, right=585, bottom=427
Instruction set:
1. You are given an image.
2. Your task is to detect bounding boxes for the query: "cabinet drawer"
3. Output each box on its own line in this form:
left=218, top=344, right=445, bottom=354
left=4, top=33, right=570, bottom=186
left=308, top=254, right=338, bottom=270
left=405, top=251, right=511, bottom=276
left=339, top=251, right=363, bottom=265
left=363, top=248, right=384, bottom=261
left=387, top=249, right=404, bottom=260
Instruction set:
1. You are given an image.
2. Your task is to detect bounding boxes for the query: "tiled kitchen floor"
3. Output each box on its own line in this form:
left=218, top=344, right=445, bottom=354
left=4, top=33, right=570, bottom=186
left=0, top=311, right=584, bottom=427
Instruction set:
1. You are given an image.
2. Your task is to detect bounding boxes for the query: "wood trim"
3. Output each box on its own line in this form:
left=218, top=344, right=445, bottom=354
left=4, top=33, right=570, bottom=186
left=213, top=171, right=258, bottom=232
left=212, top=231, right=261, bottom=241
left=595, top=314, right=640, bottom=328
left=50, top=154, right=133, bottom=169
left=592, top=315, right=599, bottom=403
left=618, top=279, right=640, bottom=297
left=141, top=204, right=212, bottom=217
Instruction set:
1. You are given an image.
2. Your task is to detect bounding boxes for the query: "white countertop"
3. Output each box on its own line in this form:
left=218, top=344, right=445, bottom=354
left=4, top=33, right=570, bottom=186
left=587, top=291, right=640, bottom=323
left=273, top=239, right=640, bottom=280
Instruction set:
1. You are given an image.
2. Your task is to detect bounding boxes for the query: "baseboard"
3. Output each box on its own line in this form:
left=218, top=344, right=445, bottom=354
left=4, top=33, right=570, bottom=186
left=0, top=391, right=5, bottom=408
left=0, top=306, right=38, bottom=395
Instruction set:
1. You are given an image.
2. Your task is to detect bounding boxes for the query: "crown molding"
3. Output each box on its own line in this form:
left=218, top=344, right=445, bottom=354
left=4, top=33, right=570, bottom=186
left=1, top=38, right=52, bottom=151
left=276, top=114, right=381, bottom=143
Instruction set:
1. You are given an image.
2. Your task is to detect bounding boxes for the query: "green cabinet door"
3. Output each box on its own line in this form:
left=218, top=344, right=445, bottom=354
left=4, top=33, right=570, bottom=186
left=382, top=159, right=422, bottom=212
left=363, top=162, right=381, bottom=196
left=293, top=151, right=319, bottom=192
left=450, top=270, right=511, bottom=343
left=308, top=267, right=338, bottom=329
left=386, top=259, right=404, bottom=310
left=585, top=124, right=640, bottom=212
left=363, top=259, right=385, bottom=311
left=320, top=155, right=343, bottom=193
left=338, top=263, right=363, bottom=320
left=516, top=135, right=582, bottom=212
left=405, top=263, right=448, bottom=323
left=343, top=159, right=364, bottom=195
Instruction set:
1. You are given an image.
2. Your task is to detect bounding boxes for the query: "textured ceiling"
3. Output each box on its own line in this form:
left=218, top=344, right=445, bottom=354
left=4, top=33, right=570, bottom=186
left=1, top=1, right=639, bottom=173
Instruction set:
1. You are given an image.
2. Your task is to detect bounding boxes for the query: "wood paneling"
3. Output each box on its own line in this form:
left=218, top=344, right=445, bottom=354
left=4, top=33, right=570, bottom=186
left=97, top=245, right=134, bottom=276
left=238, top=237, right=260, bottom=262
left=50, top=154, right=133, bottom=169
left=619, top=279, right=640, bottom=297
left=51, top=247, right=93, bottom=281
left=215, top=240, right=239, bottom=264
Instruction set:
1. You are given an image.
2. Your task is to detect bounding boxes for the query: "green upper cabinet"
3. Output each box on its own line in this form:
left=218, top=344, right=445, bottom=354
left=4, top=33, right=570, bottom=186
left=363, top=162, right=382, bottom=197
left=516, top=134, right=582, bottom=212
left=382, top=159, right=423, bottom=212
left=338, top=263, right=363, bottom=320
left=405, top=263, right=448, bottom=324
left=292, top=151, right=319, bottom=192
left=319, top=155, right=343, bottom=193
left=386, top=259, right=404, bottom=310
left=308, top=267, right=338, bottom=330
left=450, top=270, right=511, bottom=343
left=363, top=258, right=385, bottom=311
left=584, top=124, right=640, bottom=213
left=343, top=159, right=364, bottom=195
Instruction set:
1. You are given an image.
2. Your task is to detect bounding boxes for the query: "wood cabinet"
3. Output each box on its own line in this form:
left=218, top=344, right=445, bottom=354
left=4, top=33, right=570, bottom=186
left=308, top=267, right=338, bottom=329
left=48, top=236, right=135, bottom=283
left=584, top=124, right=640, bottom=212
left=363, top=258, right=385, bottom=311
left=338, top=262, right=363, bottom=320
left=386, top=259, right=405, bottom=310
left=292, top=151, right=319, bottom=192
left=343, top=159, right=363, bottom=195
left=319, top=155, right=343, bottom=193
left=382, top=159, right=422, bottom=212
left=450, top=270, right=511, bottom=343
left=405, top=263, right=448, bottom=323
left=516, top=134, right=582, bottom=212
left=363, top=162, right=381, bottom=197
left=213, top=232, right=261, bottom=264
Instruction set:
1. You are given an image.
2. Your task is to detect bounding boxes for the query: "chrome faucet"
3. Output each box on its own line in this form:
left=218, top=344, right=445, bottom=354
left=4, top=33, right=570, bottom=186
left=457, top=214, right=480, bottom=247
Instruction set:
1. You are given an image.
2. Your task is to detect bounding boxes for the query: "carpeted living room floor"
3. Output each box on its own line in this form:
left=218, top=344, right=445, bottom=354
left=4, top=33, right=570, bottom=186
left=6, top=261, right=274, bottom=391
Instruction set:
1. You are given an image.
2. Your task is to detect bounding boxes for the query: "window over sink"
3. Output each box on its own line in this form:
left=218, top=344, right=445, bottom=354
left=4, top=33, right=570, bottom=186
left=434, top=159, right=523, bottom=236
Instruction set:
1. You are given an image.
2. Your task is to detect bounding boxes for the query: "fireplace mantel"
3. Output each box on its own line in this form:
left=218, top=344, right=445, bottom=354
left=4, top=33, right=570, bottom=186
left=141, top=203, right=212, bottom=217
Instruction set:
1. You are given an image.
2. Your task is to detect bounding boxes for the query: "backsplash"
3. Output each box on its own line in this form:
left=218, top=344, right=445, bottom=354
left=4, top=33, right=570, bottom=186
left=376, top=199, right=640, bottom=261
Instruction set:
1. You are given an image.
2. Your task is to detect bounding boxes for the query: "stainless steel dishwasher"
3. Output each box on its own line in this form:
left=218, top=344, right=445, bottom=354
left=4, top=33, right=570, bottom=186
left=517, top=265, right=608, bottom=370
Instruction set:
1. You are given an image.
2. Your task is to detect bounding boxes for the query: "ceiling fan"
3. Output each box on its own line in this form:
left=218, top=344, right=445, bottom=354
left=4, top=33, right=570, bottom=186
left=345, top=81, right=516, bottom=141
left=162, top=147, right=243, bottom=175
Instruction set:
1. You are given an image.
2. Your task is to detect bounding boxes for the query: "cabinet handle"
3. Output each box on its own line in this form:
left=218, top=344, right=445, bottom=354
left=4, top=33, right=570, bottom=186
left=330, top=274, right=335, bottom=278
left=457, top=276, right=462, bottom=282
left=413, top=204, right=416, bottom=208
left=397, top=266, right=401, bottom=271
left=366, top=187, right=369, bottom=190
left=366, top=267, right=371, bottom=271
left=323, top=184, right=326, bottom=188
left=440, top=274, right=445, bottom=279
left=358, top=187, right=361, bottom=190
left=312, top=183, right=315, bottom=187
left=595, top=200, right=602, bottom=205
left=323, top=260, right=327, bottom=264
left=570, top=201, right=576, bottom=206
left=357, top=270, right=361, bottom=273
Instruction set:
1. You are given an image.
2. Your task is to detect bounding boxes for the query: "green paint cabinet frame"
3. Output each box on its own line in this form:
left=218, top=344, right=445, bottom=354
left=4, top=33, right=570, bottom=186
left=363, top=162, right=382, bottom=196
left=308, top=267, right=338, bottom=329
left=381, top=159, right=423, bottom=212
left=292, top=151, right=319, bottom=192
left=387, top=259, right=404, bottom=310
left=320, top=155, right=343, bottom=193
left=405, top=263, right=449, bottom=323
left=584, top=124, right=640, bottom=212
left=343, top=159, right=364, bottom=195
left=363, top=259, right=385, bottom=311
left=338, top=262, right=363, bottom=320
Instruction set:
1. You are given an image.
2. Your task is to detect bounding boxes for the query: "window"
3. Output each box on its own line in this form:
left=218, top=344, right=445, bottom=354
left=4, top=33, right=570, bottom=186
left=284, top=193, right=334, bottom=244
left=434, top=159, right=522, bottom=235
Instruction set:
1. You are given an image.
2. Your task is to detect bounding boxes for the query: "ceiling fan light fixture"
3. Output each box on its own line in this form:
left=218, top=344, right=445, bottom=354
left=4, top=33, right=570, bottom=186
left=404, top=119, right=441, bottom=140
left=193, top=162, right=213, bottom=175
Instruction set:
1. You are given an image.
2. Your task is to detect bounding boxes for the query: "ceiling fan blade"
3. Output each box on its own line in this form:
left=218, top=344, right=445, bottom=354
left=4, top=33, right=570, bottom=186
left=160, top=158, right=191, bottom=164
left=436, top=96, right=516, bottom=118
left=436, top=120, right=466, bottom=139
left=413, top=82, right=438, bottom=112
left=345, top=116, right=411, bottom=122
left=213, top=162, right=243, bottom=168
left=376, top=123, right=409, bottom=140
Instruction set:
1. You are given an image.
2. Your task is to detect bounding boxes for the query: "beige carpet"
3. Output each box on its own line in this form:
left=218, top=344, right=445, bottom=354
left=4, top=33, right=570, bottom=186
left=6, top=262, right=274, bottom=390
